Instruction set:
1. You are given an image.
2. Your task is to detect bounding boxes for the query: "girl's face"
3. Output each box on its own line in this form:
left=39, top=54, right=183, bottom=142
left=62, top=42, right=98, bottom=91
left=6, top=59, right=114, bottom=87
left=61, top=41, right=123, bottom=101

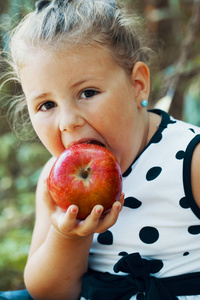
left=20, top=45, right=150, bottom=173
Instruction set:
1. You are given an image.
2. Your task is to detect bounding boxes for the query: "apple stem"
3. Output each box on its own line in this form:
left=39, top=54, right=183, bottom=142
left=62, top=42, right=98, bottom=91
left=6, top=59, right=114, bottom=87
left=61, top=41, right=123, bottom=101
left=82, top=167, right=91, bottom=179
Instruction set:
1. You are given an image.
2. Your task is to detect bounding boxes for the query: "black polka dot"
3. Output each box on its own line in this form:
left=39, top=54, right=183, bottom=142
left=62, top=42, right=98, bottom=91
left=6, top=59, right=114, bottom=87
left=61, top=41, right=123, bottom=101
left=124, top=197, right=142, bottom=209
left=188, top=225, right=200, bottom=235
left=146, top=167, right=162, bottom=181
left=183, top=252, right=189, bottom=256
left=97, top=230, right=113, bottom=245
left=179, top=197, right=190, bottom=209
left=176, top=150, right=185, bottom=160
left=122, top=166, right=132, bottom=177
left=189, top=128, right=195, bottom=134
left=139, top=226, right=159, bottom=244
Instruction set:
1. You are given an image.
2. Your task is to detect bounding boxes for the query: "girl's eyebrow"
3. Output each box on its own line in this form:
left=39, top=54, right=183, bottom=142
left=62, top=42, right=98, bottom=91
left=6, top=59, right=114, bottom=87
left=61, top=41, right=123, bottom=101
left=71, top=76, right=99, bottom=88
left=28, top=92, right=51, bottom=102
left=71, top=79, right=88, bottom=88
left=27, top=76, right=102, bottom=102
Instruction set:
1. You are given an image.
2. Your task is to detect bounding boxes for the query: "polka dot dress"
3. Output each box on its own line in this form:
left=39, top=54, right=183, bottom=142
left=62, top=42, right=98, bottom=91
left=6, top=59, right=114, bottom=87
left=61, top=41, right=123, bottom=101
left=83, top=110, right=200, bottom=300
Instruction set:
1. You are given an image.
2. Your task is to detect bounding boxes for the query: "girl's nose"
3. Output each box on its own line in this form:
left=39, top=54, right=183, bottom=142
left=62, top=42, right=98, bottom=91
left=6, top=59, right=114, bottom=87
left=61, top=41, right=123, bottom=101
left=59, top=106, right=85, bottom=132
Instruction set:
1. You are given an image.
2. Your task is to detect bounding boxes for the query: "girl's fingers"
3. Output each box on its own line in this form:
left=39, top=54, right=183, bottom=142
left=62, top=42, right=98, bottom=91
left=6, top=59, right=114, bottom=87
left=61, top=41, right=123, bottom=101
left=76, top=193, right=125, bottom=236
left=42, top=182, right=125, bottom=237
left=56, top=205, right=79, bottom=233
left=95, top=193, right=125, bottom=233
left=76, top=205, right=104, bottom=236
left=42, top=178, right=80, bottom=234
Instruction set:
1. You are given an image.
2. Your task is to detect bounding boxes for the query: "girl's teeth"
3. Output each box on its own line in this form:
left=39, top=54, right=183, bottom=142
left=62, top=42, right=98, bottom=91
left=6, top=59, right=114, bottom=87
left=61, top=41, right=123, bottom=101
left=86, top=141, right=105, bottom=147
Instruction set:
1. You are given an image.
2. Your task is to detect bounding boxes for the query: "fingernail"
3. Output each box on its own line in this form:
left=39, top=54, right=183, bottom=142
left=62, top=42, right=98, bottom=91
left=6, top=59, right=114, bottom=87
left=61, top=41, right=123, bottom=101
left=96, top=206, right=103, bottom=214
left=70, top=206, right=78, bottom=214
left=115, top=203, right=121, bottom=211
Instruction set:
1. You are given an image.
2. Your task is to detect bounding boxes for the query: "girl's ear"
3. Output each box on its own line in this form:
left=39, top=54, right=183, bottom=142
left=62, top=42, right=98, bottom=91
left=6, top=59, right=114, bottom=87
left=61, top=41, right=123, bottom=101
left=131, top=62, right=150, bottom=107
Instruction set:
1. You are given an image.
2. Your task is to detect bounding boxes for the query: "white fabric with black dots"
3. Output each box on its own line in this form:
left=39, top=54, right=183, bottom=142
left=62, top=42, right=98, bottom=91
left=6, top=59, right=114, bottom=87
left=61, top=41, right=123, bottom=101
left=83, top=110, right=200, bottom=300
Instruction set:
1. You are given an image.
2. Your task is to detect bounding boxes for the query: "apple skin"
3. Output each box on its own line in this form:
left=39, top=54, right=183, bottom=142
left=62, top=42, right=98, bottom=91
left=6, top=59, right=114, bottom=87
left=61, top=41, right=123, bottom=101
left=48, top=143, right=122, bottom=219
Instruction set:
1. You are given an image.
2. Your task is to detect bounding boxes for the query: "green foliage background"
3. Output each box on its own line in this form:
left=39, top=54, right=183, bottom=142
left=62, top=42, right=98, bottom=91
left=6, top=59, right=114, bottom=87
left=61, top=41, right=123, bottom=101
left=0, top=0, right=200, bottom=292
left=0, top=1, right=51, bottom=290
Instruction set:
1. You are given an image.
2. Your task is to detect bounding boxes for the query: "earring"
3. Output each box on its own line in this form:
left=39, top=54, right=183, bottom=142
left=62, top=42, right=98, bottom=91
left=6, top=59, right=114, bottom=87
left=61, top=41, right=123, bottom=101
left=141, top=100, right=148, bottom=108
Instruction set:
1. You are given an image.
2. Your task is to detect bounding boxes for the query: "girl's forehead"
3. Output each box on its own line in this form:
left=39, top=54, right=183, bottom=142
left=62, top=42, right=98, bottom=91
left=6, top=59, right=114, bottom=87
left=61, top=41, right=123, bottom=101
left=20, top=43, right=126, bottom=89
left=22, top=43, right=118, bottom=71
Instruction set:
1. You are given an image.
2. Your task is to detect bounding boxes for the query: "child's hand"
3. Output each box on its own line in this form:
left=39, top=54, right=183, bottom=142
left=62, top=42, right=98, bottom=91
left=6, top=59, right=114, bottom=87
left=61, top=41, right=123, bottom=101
left=43, top=178, right=124, bottom=239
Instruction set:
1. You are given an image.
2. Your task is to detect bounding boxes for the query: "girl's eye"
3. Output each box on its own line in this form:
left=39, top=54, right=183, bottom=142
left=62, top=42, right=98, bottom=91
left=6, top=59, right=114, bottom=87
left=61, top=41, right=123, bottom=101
left=39, top=101, right=56, bottom=111
left=80, top=89, right=98, bottom=99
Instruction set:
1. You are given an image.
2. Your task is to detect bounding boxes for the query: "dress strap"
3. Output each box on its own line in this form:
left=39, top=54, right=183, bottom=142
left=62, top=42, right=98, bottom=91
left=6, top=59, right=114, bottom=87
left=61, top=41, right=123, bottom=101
left=183, top=134, right=200, bottom=219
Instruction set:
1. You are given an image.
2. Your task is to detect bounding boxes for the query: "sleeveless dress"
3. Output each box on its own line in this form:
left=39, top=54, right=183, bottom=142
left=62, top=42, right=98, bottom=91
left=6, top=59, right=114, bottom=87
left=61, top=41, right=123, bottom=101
left=81, top=109, right=200, bottom=300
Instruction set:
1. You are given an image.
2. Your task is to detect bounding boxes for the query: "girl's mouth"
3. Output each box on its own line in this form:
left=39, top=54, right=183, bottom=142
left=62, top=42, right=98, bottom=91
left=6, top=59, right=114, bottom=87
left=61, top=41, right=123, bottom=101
left=84, top=140, right=105, bottom=147
left=67, top=139, right=106, bottom=149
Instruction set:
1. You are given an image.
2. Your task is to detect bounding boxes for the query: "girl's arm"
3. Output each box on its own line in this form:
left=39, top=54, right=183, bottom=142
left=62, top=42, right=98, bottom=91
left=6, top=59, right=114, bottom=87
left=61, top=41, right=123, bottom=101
left=24, top=157, right=124, bottom=300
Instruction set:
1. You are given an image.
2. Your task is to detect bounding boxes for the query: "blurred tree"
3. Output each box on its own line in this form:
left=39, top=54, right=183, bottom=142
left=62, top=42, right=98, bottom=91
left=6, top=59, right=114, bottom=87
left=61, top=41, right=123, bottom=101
left=136, top=0, right=200, bottom=120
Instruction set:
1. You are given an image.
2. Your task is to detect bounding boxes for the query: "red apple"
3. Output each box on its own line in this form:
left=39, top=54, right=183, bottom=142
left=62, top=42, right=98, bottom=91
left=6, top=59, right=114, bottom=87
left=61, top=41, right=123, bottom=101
left=48, top=143, right=122, bottom=219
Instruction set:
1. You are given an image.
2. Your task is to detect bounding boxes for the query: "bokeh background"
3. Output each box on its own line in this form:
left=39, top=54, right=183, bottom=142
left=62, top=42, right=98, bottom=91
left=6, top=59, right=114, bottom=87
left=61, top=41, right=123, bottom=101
left=0, top=0, right=200, bottom=291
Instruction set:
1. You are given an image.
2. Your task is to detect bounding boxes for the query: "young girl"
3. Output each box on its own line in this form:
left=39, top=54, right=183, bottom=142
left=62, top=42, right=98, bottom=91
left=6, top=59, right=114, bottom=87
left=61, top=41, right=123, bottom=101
left=2, top=0, right=200, bottom=299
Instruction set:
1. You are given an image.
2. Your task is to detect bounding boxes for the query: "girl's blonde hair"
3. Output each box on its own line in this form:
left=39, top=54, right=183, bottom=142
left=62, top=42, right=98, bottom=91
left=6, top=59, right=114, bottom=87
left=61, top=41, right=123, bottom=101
left=3, top=0, right=152, bottom=138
